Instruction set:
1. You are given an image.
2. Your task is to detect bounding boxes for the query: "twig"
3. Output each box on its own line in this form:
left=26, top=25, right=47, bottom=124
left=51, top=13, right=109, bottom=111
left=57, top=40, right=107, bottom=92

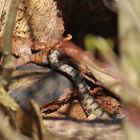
left=1, top=0, right=23, bottom=90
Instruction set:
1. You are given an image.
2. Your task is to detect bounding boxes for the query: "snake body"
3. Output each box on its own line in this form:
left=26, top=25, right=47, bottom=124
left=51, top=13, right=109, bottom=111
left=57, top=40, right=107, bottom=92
left=48, top=49, right=111, bottom=119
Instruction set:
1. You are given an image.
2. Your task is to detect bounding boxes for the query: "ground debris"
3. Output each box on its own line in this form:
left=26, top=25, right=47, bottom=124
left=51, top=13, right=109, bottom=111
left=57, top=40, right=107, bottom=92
left=44, top=117, right=125, bottom=140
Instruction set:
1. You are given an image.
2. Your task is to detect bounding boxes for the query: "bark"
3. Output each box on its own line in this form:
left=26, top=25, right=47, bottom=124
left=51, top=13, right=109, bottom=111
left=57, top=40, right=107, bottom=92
left=9, top=64, right=75, bottom=111
left=0, top=0, right=117, bottom=46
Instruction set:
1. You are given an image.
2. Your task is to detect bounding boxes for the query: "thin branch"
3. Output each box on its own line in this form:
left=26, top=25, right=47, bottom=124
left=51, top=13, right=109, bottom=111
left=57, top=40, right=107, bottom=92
left=1, top=0, right=23, bottom=90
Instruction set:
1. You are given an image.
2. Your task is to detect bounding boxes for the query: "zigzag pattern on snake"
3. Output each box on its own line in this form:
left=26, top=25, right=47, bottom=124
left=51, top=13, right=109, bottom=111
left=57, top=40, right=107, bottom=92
left=48, top=49, right=111, bottom=119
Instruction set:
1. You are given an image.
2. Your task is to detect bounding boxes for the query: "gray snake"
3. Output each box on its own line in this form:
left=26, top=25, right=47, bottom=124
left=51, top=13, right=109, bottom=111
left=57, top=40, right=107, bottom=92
left=48, top=49, right=111, bottom=119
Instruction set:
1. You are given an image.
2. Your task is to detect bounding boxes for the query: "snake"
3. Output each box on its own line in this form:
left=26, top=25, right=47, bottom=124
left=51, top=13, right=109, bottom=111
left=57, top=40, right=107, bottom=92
left=48, top=49, right=111, bottom=119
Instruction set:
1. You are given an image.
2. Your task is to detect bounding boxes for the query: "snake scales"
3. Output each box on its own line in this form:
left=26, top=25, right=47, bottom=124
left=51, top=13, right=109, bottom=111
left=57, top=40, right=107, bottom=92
left=48, top=49, right=111, bottom=119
